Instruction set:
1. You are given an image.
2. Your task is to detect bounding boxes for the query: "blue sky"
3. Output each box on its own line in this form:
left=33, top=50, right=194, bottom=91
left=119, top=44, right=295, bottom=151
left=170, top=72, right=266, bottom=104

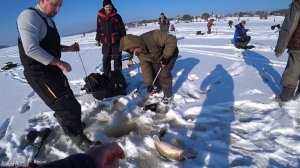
left=0, top=0, right=290, bottom=46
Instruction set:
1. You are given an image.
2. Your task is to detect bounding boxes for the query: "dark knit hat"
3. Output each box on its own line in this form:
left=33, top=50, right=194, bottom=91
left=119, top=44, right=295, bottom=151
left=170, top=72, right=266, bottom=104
left=103, top=0, right=113, bottom=7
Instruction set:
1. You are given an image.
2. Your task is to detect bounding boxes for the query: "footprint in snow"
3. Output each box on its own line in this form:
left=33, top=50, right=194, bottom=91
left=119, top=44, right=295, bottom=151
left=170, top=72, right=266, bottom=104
left=228, top=62, right=245, bottom=77
left=175, top=71, right=182, bottom=77
left=19, top=91, right=35, bottom=114
left=230, top=157, right=253, bottom=167
left=187, top=91, right=201, bottom=99
left=27, top=112, right=55, bottom=128
left=0, top=147, right=6, bottom=159
left=187, top=74, right=199, bottom=81
left=0, top=118, right=11, bottom=140
left=19, top=103, right=30, bottom=114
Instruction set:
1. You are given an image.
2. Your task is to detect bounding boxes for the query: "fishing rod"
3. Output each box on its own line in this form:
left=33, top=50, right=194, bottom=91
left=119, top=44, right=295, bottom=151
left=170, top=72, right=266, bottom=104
left=147, top=67, right=162, bottom=94
left=76, top=42, right=95, bottom=98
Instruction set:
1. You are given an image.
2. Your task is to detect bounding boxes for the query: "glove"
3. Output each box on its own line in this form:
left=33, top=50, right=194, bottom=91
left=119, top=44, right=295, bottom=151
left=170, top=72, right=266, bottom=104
left=161, top=57, right=169, bottom=67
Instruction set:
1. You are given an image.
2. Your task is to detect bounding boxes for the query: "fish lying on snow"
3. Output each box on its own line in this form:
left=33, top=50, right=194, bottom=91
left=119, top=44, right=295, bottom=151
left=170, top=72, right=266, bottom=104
left=153, top=128, right=196, bottom=161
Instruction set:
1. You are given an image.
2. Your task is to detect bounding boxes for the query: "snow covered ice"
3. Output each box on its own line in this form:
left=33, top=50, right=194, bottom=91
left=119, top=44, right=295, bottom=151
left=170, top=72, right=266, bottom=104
left=1, top=16, right=300, bottom=167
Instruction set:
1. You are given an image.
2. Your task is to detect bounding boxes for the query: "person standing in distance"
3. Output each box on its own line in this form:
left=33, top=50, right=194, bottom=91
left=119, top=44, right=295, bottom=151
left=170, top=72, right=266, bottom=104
left=158, top=12, right=170, bottom=32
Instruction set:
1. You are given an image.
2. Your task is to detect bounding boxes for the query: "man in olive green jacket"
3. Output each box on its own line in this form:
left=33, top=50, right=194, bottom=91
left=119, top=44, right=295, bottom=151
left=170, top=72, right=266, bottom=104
left=119, top=30, right=178, bottom=104
left=275, top=0, right=300, bottom=102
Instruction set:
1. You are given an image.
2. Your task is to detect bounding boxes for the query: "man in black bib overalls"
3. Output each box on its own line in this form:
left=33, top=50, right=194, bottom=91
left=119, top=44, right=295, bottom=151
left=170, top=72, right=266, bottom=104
left=17, top=0, right=100, bottom=151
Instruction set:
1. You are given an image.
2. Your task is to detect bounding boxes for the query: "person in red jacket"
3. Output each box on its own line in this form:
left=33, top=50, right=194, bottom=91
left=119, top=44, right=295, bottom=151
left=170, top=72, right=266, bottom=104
left=95, top=0, right=126, bottom=76
left=207, top=19, right=215, bottom=34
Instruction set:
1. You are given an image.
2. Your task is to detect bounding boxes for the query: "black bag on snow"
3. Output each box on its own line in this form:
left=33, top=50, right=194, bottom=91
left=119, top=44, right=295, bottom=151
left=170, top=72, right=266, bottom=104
left=82, top=71, right=127, bottom=100
left=83, top=73, right=113, bottom=100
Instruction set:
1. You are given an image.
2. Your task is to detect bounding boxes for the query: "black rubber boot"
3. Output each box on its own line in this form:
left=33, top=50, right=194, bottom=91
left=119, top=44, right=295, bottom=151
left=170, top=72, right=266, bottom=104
left=280, top=87, right=295, bottom=102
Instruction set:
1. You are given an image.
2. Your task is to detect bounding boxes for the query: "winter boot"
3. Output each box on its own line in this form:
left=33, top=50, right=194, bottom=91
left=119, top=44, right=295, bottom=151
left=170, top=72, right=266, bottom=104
left=246, top=45, right=255, bottom=49
left=69, top=133, right=101, bottom=151
left=279, top=87, right=295, bottom=102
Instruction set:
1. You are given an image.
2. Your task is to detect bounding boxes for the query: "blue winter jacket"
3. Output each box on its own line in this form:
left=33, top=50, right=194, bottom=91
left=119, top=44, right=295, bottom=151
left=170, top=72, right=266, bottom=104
left=233, top=23, right=248, bottom=42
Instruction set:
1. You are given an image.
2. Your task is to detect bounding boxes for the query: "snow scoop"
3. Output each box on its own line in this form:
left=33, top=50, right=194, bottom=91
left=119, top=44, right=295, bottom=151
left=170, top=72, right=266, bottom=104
left=27, top=128, right=51, bottom=164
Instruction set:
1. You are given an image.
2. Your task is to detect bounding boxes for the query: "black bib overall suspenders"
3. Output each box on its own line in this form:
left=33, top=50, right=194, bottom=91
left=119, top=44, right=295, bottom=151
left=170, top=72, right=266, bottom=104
left=18, top=8, right=83, bottom=136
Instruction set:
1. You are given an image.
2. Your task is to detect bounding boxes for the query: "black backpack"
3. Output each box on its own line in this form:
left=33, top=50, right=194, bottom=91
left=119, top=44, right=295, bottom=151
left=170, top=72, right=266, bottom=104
left=110, top=70, right=127, bottom=96
left=82, top=71, right=127, bottom=100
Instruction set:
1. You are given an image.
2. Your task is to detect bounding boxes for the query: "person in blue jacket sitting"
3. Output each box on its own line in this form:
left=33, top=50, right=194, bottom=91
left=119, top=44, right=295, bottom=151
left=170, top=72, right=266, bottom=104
left=233, top=20, right=254, bottom=49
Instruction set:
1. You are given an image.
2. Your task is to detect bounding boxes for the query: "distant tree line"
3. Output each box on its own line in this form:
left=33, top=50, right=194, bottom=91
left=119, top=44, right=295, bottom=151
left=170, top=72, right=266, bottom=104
left=125, top=18, right=168, bottom=28
left=173, top=8, right=288, bottom=23
left=119, top=8, right=289, bottom=29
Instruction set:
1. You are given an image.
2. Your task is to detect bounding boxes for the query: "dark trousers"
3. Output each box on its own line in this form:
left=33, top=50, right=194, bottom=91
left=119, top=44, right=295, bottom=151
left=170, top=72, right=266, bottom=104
left=234, top=36, right=251, bottom=48
left=207, top=28, right=212, bottom=34
left=24, top=67, right=82, bottom=136
left=102, top=44, right=122, bottom=76
left=281, top=53, right=300, bottom=89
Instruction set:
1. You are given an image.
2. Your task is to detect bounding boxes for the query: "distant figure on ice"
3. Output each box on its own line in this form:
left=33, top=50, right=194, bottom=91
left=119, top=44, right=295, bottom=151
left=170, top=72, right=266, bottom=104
left=233, top=20, right=254, bottom=49
left=158, top=12, right=170, bottom=32
left=275, top=0, right=300, bottom=102
left=95, top=0, right=126, bottom=76
left=207, top=18, right=215, bottom=34
left=228, top=20, right=233, bottom=28
left=17, top=0, right=100, bottom=151
left=119, top=30, right=178, bottom=104
left=170, top=24, right=175, bottom=31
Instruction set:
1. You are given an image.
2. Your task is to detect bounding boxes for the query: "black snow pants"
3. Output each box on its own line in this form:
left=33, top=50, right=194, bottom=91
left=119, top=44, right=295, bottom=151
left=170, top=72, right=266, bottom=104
left=102, top=44, right=122, bottom=76
left=24, top=66, right=83, bottom=136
